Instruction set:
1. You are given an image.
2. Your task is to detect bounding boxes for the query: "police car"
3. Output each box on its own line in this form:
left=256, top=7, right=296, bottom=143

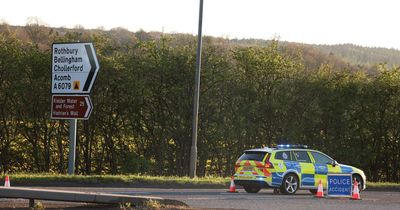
left=233, top=144, right=366, bottom=194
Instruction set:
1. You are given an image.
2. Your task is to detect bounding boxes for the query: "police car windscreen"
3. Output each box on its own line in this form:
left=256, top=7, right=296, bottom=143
left=239, top=151, right=267, bottom=161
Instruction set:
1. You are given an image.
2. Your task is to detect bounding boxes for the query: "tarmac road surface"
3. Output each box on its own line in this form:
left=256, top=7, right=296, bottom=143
left=1, top=187, right=399, bottom=209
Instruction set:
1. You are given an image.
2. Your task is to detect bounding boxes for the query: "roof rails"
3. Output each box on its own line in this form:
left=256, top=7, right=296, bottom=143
left=275, top=144, right=308, bottom=149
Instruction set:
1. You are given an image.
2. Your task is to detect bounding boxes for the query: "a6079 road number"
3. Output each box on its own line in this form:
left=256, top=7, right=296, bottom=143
left=54, top=82, right=71, bottom=90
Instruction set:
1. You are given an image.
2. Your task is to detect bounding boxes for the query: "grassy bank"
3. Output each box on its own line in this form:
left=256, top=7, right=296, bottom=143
left=2, top=174, right=399, bottom=191
left=3, top=174, right=228, bottom=188
left=366, top=182, right=400, bottom=191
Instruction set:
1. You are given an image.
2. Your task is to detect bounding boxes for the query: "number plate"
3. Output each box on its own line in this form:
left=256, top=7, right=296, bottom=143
left=242, top=166, right=254, bottom=171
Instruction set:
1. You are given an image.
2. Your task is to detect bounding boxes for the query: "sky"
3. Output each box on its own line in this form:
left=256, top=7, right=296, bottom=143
left=1, top=0, right=399, bottom=49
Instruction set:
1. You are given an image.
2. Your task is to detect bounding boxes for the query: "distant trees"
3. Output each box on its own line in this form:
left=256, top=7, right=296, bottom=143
left=0, top=26, right=399, bottom=182
left=315, top=44, right=400, bottom=71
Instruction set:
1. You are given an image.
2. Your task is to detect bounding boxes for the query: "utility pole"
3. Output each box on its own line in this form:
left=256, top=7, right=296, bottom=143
left=190, top=0, right=204, bottom=178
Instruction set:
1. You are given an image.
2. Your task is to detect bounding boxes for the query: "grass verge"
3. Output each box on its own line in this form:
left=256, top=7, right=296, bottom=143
left=2, top=174, right=399, bottom=191
left=2, top=173, right=228, bottom=188
left=366, top=182, right=400, bottom=191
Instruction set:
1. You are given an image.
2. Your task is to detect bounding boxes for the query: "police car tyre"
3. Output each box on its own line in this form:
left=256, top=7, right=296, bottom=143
left=280, top=173, right=299, bottom=195
left=352, top=174, right=363, bottom=191
left=243, top=185, right=261, bottom=193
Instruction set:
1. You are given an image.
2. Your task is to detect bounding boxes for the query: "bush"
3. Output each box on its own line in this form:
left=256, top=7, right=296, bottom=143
left=121, top=153, right=154, bottom=174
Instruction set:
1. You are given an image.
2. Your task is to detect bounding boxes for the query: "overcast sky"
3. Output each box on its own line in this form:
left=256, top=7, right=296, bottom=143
left=1, top=0, right=399, bottom=49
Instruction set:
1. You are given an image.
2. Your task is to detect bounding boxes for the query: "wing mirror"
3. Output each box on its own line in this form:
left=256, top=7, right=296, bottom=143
left=331, top=160, right=338, bottom=167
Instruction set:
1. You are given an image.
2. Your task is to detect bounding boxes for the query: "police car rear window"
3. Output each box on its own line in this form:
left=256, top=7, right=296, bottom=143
left=239, top=151, right=267, bottom=161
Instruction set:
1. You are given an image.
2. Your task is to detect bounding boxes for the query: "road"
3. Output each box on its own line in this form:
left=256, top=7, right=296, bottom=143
left=1, top=187, right=399, bottom=209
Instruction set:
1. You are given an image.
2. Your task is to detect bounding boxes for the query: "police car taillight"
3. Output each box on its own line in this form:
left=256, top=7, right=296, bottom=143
left=265, top=161, right=274, bottom=168
left=234, top=161, right=240, bottom=172
left=264, top=153, right=274, bottom=168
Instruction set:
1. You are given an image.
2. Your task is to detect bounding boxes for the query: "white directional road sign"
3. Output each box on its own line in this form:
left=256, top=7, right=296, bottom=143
left=52, top=43, right=99, bottom=94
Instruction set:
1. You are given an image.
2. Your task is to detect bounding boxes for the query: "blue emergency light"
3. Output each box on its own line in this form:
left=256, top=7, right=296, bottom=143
left=276, top=144, right=308, bottom=149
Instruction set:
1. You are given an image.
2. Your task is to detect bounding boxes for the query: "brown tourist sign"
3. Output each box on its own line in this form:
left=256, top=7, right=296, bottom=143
left=51, top=95, right=93, bottom=120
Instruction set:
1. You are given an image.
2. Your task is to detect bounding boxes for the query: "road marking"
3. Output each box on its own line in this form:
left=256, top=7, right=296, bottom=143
left=112, top=192, right=152, bottom=195
left=187, top=197, right=219, bottom=200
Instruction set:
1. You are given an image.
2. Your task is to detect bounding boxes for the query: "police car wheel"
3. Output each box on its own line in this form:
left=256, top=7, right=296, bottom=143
left=243, top=185, right=261, bottom=193
left=280, top=174, right=299, bottom=195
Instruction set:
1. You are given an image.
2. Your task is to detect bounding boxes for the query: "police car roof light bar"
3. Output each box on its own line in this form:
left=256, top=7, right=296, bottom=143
left=276, top=144, right=308, bottom=149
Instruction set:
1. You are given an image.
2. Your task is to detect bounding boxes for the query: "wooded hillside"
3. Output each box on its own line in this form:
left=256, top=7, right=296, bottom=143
left=0, top=23, right=399, bottom=182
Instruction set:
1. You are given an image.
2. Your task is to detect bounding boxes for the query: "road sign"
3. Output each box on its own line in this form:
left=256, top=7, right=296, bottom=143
left=52, top=43, right=99, bottom=94
left=51, top=95, right=93, bottom=120
left=327, top=174, right=352, bottom=197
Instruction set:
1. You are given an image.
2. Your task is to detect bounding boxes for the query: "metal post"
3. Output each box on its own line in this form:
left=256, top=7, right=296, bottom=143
left=190, top=0, right=204, bottom=178
left=68, top=119, right=77, bottom=175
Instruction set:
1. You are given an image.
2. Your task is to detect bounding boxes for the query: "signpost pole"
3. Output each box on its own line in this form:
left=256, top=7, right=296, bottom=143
left=68, top=119, right=77, bottom=175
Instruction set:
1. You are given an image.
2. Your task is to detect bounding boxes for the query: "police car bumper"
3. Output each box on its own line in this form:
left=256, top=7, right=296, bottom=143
left=361, top=174, right=367, bottom=190
left=234, top=179, right=271, bottom=188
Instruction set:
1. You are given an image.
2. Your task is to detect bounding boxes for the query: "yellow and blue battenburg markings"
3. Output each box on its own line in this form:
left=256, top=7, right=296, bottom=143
left=271, top=172, right=284, bottom=186
left=271, top=161, right=301, bottom=186
left=314, top=163, right=328, bottom=186
left=340, top=165, right=353, bottom=173
left=269, top=160, right=354, bottom=188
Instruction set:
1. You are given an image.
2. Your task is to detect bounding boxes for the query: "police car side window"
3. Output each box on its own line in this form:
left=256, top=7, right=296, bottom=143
left=311, top=151, right=332, bottom=164
left=292, top=151, right=311, bottom=163
left=274, top=151, right=291, bottom=160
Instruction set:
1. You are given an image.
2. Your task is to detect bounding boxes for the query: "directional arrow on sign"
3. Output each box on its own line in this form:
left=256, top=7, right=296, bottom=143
left=52, top=43, right=100, bottom=94
left=51, top=95, right=93, bottom=120
left=82, top=44, right=99, bottom=92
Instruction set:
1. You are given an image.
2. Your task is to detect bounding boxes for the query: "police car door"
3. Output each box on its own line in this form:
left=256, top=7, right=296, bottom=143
left=310, top=151, right=331, bottom=188
left=292, top=150, right=315, bottom=188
